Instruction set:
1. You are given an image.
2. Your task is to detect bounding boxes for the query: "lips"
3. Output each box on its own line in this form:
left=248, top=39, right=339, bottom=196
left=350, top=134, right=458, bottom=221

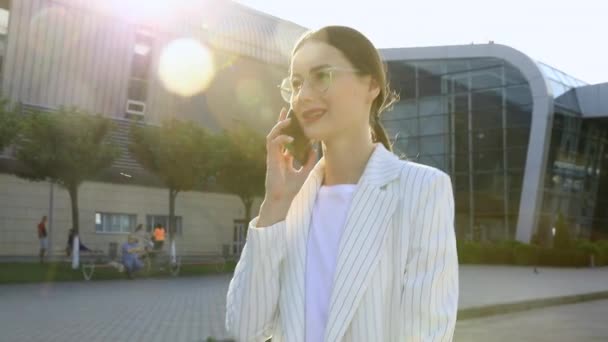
left=301, top=109, right=326, bottom=124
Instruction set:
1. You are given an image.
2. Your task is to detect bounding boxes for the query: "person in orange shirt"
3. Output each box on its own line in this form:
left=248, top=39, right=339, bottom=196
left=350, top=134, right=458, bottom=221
left=152, top=223, right=166, bottom=251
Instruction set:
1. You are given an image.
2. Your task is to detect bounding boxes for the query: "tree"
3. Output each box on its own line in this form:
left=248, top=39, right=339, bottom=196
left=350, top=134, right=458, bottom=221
left=553, top=212, right=572, bottom=250
left=0, top=99, right=20, bottom=151
left=15, top=107, right=120, bottom=234
left=129, top=118, right=211, bottom=241
left=213, top=126, right=266, bottom=225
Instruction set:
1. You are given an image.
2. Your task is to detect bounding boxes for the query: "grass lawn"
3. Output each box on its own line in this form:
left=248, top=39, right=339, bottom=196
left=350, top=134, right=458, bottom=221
left=0, top=261, right=237, bottom=284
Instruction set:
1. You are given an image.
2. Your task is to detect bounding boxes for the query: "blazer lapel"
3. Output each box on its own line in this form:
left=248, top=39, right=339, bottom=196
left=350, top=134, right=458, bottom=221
left=324, top=145, right=403, bottom=342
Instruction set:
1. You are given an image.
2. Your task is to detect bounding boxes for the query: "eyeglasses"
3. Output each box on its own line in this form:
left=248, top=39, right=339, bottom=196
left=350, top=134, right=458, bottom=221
left=278, top=66, right=360, bottom=103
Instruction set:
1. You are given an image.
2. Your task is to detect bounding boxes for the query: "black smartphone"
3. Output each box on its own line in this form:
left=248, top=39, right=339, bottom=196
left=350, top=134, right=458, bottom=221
left=282, top=109, right=312, bottom=165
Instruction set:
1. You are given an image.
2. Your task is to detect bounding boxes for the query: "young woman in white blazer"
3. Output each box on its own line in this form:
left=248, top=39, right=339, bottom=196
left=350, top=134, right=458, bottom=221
left=226, top=26, right=459, bottom=342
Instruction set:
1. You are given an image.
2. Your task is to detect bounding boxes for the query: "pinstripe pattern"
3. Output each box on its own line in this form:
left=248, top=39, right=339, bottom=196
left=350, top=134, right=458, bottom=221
left=226, top=144, right=459, bottom=341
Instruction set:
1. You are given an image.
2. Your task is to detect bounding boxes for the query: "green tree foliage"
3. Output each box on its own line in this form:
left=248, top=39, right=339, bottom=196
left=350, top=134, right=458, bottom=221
left=0, top=99, right=20, bottom=150
left=15, top=107, right=120, bottom=233
left=129, top=118, right=211, bottom=239
left=213, top=126, right=266, bottom=225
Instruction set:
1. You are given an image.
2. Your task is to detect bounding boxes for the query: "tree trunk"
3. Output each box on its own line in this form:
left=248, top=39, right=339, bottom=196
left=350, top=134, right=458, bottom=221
left=67, top=184, right=80, bottom=269
left=242, top=196, right=253, bottom=226
left=68, top=184, right=80, bottom=234
left=169, top=189, right=178, bottom=241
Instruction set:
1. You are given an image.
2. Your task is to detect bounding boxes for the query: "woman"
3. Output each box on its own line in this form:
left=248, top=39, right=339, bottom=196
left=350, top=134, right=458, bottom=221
left=226, top=26, right=458, bottom=342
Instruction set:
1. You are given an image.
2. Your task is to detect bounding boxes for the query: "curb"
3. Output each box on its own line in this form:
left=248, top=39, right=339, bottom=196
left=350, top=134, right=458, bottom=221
left=457, top=290, right=608, bottom=320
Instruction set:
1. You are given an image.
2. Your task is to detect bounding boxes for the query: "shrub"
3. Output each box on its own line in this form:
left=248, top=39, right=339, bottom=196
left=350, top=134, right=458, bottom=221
left=457, top=241, right=484, bottom=264
left=512, top=244, right=540, bottom=265
left=537, top=248, right=587, bottom=267
left=553, top=213, right=572, bottom=249
left=457, top=239, right=600, bottom=267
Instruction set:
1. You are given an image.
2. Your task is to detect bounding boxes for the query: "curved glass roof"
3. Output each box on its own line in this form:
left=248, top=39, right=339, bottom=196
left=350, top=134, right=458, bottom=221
left=536, top=62, right=589, bottom=113
left=536, top=61, right=588, bottom=96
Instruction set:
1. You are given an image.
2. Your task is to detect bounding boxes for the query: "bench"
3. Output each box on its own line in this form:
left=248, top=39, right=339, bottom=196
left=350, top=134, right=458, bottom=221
left=140, top=249, right=181, bottom=277
left=171, top=251, right=241, bottom=275
left=78, top=250, right=116, bottom=281
left=78, top=249, right=180, bottom=280
left=78, top=247, right=242, bottom=280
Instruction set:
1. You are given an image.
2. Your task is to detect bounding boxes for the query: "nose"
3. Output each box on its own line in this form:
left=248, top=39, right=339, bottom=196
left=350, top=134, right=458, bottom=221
left=294, top=80, right=316, bottom=105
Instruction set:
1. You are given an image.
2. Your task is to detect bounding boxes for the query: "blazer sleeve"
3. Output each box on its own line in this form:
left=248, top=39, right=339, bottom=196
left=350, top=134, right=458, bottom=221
left=401, top=171, right=459, bottom=341
left=225, top=217, right=286, bottom=342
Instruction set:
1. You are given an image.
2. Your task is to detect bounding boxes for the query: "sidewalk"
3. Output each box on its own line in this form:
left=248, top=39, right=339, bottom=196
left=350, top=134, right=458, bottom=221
left=1, top=265, right=608, bottom=341
left=457, top=265, right=608, bottom=319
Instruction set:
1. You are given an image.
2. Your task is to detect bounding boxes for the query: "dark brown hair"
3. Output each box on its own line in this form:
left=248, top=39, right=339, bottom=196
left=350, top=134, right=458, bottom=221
left=291, top=26, right=399, bottom=151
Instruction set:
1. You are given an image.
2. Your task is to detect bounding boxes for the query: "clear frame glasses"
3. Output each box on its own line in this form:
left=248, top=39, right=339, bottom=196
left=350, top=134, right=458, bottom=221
left=278, top=66, right=360, bottom=103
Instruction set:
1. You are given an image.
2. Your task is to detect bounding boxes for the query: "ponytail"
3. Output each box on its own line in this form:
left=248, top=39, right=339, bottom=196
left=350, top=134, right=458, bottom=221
left=371, top=114, right=392, bottom=151
left=370, top=83, right=399, bottom=152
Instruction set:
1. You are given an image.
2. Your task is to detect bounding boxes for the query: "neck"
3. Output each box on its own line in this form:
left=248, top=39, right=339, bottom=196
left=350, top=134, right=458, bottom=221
left=321, top=132, right=375, bottom=186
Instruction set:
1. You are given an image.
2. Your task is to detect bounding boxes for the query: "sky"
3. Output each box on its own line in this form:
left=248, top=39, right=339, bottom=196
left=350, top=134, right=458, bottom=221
left=236, top=0, right=608, bottom=85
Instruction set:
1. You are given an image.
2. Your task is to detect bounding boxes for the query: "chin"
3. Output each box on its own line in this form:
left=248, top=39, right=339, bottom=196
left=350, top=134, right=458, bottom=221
left=302, top=125, right=332, bottom=142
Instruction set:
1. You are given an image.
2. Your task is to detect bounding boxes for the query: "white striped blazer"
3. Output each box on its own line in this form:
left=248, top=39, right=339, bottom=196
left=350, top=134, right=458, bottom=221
left=226, top=144, right=459, bottom=342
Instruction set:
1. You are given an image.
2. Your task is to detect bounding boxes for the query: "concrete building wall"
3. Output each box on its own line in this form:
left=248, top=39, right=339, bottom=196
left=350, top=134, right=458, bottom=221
left=1, top=0, right=302, bottom=129
left=3, top=0, right=133, bottom=118
left=0, top=173, right=260, bottom=256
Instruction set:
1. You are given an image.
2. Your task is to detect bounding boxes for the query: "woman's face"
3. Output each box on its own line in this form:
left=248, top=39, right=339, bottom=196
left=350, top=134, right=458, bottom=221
left=289, top=41, right=379, bottom=143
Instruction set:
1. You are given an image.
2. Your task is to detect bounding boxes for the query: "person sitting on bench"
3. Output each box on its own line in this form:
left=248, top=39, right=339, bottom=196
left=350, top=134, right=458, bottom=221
left=121, top=234, right=144, bottom=278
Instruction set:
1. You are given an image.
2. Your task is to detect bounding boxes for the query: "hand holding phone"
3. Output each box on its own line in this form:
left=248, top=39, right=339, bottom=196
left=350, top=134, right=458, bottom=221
left=257, top=108, right=316, bottom=227
left=281, top=109, right=312, bottom=165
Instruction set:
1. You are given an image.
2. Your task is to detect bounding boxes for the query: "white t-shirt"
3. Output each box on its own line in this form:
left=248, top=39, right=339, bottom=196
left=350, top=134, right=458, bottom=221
left=305, top=184, right=357, bottom=342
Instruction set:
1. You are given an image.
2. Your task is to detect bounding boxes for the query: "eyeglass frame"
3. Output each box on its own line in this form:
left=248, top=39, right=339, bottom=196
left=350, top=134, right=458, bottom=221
left=278, top=66, right=361, bottom=103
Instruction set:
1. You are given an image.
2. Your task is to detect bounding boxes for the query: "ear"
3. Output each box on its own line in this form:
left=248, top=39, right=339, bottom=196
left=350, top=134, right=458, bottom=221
left=367, top=78, right=381, bottom=103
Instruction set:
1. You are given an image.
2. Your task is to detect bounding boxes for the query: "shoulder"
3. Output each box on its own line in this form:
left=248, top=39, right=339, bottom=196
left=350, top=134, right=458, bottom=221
left=396, top=159, right=451, bottom=189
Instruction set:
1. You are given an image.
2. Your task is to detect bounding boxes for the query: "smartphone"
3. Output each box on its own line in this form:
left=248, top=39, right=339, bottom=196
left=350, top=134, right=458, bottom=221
left=282, top=109, right=312, bottom=165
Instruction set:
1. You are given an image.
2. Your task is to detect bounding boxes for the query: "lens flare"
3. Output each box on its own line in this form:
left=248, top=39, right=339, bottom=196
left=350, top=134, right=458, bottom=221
left=158, top=38, right=215, bottom=97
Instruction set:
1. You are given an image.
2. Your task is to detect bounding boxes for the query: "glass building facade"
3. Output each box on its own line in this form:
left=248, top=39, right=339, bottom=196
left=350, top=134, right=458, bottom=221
left=539, top=63, right=608, bottom=242
left=381, top=48, right=608, bottom=243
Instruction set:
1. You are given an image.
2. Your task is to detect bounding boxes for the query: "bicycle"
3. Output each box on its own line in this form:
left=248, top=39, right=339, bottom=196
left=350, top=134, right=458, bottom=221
left=140, top=247, right=181, bottom=277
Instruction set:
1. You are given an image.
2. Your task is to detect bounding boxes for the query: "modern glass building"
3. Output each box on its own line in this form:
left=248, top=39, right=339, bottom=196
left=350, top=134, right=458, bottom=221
left=380, top=44, right=608, bottom=243
left=2, top=1, right=607, bottom=257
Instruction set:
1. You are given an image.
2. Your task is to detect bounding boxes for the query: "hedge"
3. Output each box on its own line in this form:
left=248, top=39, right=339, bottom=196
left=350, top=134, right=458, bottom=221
left=457, top=240, right=608, bottom=267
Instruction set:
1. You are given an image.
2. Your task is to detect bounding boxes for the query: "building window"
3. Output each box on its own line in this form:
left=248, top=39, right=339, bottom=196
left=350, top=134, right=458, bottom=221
left=95, top=212, right=137, bottom=233
left=0, top=0, right=9, bottom=36
left=0, top=0, right=10, bottom=85
left=146, top=215, right=183, bottom=236
left=125, top=29, right=154, bottom=120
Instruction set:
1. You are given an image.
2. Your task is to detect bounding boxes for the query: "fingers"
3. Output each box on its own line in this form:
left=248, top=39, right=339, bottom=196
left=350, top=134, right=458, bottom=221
left=283, top=149, right=294, bottom=165
left=291, top=148, right=317, bottom=173
left=272, top=135, right=293, bottom=146
left=266, top=118, right=292, bottom=145
left=277, top=107, right=288, bottom=122
left=267, top=135, right=294, bottom=156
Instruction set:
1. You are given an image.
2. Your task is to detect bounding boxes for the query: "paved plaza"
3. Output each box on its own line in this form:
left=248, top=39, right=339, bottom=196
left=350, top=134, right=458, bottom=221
left=455, top=299, right=608, bottom=341
left=1, top=275, right=233, bottom=342
left=1, top=266, right=608, bottom=341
